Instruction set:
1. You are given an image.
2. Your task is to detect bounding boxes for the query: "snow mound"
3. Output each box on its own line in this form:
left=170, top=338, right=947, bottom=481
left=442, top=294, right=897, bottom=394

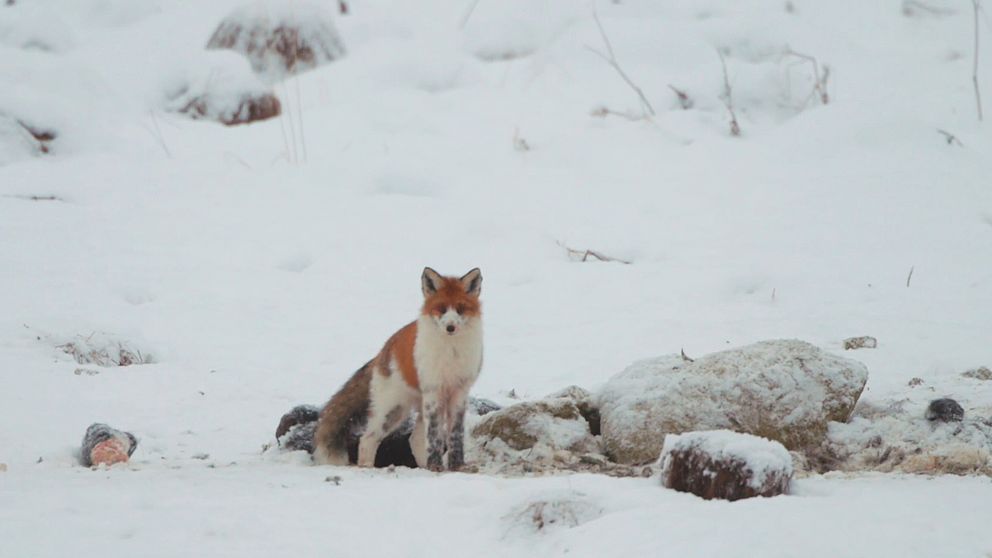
left=598, top=339, right=869, bottom=464
left=165, top=51, right=280, bottom=125
left=206, top=0, right=345, bottom=82
left=502, top=494, right=603, bottom=536
left=660, top=430, right=793, bottom=491
left=0, top=5, right=75, bottom=52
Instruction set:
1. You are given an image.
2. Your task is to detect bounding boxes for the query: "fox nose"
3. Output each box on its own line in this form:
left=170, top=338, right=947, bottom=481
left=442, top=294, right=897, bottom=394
left=446, top=325, right=456, bottom=333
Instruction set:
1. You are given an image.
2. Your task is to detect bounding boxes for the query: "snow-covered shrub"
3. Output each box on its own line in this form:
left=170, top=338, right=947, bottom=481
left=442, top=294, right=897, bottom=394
left=206, top=0, right=345, bottom=82
left=503, top=494, right=603, bottom=536
left=57, top=333, right=151, bottom=366
left=659, top=430, right=793, bottom=501
left=598, top=339, right=869, bottom=464
left=165, top=51, right=280, bottom=126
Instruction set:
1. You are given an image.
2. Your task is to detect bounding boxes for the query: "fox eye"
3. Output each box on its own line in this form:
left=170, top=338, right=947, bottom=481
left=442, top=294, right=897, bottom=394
left=435, top=305, right=447, bottom=315
left=455, top=304, right=466, bottom=314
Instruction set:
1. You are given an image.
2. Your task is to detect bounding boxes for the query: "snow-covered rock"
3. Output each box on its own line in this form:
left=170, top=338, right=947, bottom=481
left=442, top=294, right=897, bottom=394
left=165, top=51, right=280, bottom=126
left=79, top=423, right=138, bottom=467
left=824, top=398, right=992, bottom=476
left=598, top=339, right=869, bottom=465
left=471, top=397, right=594, bottom=453
left=660, top=430, right=793, bottom=501
left=206, top=0, right=345, bottom=82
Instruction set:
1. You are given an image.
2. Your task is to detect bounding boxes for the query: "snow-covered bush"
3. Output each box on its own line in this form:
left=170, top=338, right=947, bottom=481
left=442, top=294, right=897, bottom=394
left=598, top=340, right=869, bottom=464
left=206, top=0, right=345, bottom=82
left=0, top=4, right=76, bottom=51
left=165, top=51, right=280, bottom=125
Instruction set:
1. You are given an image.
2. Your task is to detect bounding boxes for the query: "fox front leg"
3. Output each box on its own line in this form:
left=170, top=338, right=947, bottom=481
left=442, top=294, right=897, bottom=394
left=446, top=401, right=468, bottom=471
left=421, top=393, right=445, bottom=472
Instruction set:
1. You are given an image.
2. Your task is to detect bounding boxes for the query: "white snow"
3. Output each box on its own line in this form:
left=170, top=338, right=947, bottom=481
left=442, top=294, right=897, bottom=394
left=2, top=0, right=992, bottom=556
left=660, top=429, right=794, bottom=490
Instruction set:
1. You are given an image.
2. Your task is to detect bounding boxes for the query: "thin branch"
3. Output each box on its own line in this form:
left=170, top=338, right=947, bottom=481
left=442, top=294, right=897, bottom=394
left=668, top=84, right=693, bottom=109
left=937, top=128, right=964, bottom=146
left=784, top=48, right=830, bottom=106
left=590, top=105, right=646, bottom=121
left=717, top=50, right=741, bottom=136
left=906, top=265, right=915, bottom=287
left=147, top=111, right=172, bottom=159
left=587, top=10, right=655, bottom=117
left=973, top=0, right=984, bottom=121
left=460, top=0, right=483, bottom=29
left=557, top=241, right=632, bottom=264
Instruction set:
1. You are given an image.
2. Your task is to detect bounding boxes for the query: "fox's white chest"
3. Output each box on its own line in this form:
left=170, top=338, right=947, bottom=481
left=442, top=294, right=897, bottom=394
left=414, top=317, right=483, bottom=389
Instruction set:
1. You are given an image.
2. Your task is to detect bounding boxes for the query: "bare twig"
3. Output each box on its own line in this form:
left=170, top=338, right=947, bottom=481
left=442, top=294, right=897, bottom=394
left=557, top=241, right=632, bottom=264
left=668, top=84, right=693, bottom=109
left=460, top=0, right=484, bottom=29
left=901, top=0, right=956, bottom=17
left=717, top=50, right=741, bottom=136
left=784, top=48, right=830, bottom=106
left=906, top=265, right=915, bottom=287
left=937, top=129, right=964, bottom=146
left=147, top=111, right=172, bottom=159
left=587, top=10, right=655, bottom=117
left=590, top=106, right=645, bottom=121
left=973, top=0, right=984, bottom=121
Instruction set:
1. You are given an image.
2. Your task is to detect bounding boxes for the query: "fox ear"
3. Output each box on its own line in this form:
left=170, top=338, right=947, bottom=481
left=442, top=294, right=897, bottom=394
left=422, top=267, right=443, bottom=297
left=459, top=268, right=482, bottom=297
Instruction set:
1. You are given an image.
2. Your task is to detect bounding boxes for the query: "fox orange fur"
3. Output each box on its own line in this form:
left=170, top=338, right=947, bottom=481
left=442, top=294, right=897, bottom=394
left=313, top=267, right=483, bottom=471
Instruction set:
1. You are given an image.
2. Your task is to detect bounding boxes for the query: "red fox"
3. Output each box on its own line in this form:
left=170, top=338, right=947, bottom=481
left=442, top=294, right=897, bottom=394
left=314, top=267, right=483, bottom=471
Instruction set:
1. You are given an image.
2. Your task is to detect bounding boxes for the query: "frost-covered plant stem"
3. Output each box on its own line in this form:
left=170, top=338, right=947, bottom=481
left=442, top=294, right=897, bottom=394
left=973, top=0, right=984, bottom=121
left=587, top=10, right=656, bottom=118
left=717, top=51, right=741, bottom=136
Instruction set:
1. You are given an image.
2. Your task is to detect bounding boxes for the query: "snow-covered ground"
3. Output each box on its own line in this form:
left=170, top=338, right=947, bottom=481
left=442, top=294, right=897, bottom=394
left=2, top=0, right=991, bottom=556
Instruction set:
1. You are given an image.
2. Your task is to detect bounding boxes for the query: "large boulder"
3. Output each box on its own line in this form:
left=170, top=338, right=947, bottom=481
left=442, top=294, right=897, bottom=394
left=598, top=339, right=869, bottom=465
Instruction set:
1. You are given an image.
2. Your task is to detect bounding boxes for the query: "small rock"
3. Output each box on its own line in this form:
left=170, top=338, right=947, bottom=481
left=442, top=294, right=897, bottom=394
left=468, top=397, right=501, bottom=416
left=962, top=366, right=992, bottom=381
left=926, top=398, right=964, bottom=422
left=843, top=336, right=877, bottom=350
left=907, top=377, right=924, bottom=387
left=191, top=453, right=210, bottom=460
left=660, top=430, right=792, bottom=501
left=80, top=423, right=138, bottom=467
left=324, top=475, right=342, bottom=485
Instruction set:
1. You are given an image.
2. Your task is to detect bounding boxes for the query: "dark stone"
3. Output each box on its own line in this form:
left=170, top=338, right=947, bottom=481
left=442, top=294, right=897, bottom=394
left=79, top=423, right=138, bottom=467
left=926, top=398, right=964, bottom=422
left=468, top=397, right=501, bottom=416
left=276, top=405, right=320, bottom=439
left=276, top=404, right=417, bottom=467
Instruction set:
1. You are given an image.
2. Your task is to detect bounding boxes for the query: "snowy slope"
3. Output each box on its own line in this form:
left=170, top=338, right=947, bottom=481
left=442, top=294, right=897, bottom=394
left=1, top=0, right=991, bottom=556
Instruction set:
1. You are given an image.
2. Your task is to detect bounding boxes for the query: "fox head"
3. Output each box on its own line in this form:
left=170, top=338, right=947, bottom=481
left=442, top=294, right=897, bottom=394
left=421, top=267, right=482, bottom=336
